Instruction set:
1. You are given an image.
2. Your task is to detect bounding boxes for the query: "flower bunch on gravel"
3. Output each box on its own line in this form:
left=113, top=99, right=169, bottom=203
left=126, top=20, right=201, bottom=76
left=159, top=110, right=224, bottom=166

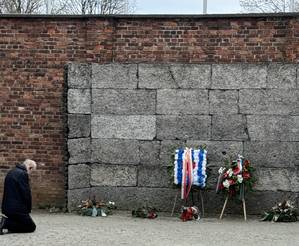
left=261, top=200, right=298, bottom=222
left=78, top=197, right=116, bottom=217
left=217, top=155, right=255, bottom=197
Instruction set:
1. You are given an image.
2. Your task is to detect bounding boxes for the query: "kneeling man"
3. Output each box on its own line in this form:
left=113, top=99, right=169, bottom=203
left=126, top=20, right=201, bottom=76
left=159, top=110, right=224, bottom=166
left=1, top=159, right=37, bottom=234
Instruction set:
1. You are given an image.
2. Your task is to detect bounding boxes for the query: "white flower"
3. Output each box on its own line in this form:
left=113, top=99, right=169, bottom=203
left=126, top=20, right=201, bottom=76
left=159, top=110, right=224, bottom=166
left=227, top=169, right=233, bottom=177
left=223, top=180, right=230, bottom=188
left=237, top=175, right=243, bottom=183
left=218, top=167, right=226, bottom=174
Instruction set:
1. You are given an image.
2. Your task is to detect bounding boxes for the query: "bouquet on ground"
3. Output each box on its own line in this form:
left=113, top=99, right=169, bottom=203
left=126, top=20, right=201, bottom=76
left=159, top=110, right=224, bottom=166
left=132, top=206, right=158, bottom=219
left=78, top=196, right=116, bottom=217
left=216, top=155, right=255, bottom=198
left=261, top=200, right=298, bottom=222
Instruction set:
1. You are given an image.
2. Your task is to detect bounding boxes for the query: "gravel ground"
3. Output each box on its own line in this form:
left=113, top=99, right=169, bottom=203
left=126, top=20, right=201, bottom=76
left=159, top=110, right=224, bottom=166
left=1, top=211, right=299, bottom=246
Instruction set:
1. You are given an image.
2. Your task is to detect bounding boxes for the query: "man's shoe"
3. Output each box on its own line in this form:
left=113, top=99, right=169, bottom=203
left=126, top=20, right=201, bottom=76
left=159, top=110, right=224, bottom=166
left=0, top=214, right=8, bottom=235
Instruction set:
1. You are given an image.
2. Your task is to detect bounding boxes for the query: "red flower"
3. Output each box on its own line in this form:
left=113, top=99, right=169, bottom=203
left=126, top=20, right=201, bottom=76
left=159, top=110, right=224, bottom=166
left=242, top=172, right=251, bottom=180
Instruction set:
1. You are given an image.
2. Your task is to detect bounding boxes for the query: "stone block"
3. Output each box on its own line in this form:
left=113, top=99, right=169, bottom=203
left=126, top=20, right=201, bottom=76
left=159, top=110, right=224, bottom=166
left=139, top=141, right=161, bottom=165
left=90, top=164, right=137, bottom=187
left=156, top=115, right=211, bottom=140
left=239, top=89, right=299, bottom=115
left=68, top=114, right=90, bottom=138
left=170, top=64, right=211, bottom=88
left=67, top=188, right=90, bottom=212
left=186, top=140, right=243, bottom=166
left=92, top=89, right=156, bottom=115
left=67, top=63, right=91, bottom=89
left=90, top=186, right=180, bottom=211
left=247, top=116, right=299, bottom=141
left=92, top=63, right=138, bottom=89
left=138, top=64, right=176, bottom=89
left=67, top=89, right=91, bottom=114
left=160, top=140, right=186, bottom=166
left=244, top=141, right=299, bottom=168
left=138, top=166, right=173, bottom=188
left=68, top=164, right=90, bottom=189
left=212, top=115, right=248, bottom=140
left=68, top=138, right=91, bottom=164
left=157, top=89, right=209, bottom=115
left=211, top=64, right=267, bottom=89
left=91, top=115, right=156, bottom=140
left=209, top=90, right=238, bottom=114
left=255, top=168, right=299, bottom=192
left=267, top=64, right=297, bottom=88
left=92, top=139, right=140, bottom=164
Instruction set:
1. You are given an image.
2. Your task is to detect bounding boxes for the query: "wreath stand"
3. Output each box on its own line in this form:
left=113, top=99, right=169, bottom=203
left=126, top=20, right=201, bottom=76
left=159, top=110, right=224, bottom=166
left=171, top=186, right=205, bottom=218
left=219, top=183, right=247, bottom=221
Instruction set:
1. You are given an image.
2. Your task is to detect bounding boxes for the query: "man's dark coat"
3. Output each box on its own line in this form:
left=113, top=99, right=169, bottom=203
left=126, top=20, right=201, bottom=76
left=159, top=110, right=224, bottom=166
left=1, top=164, right=32, bottom=215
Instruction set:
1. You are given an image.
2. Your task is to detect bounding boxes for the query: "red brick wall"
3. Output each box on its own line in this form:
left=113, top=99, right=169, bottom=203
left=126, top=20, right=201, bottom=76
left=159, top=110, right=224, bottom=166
left=0, top=14, right=298, bottom=208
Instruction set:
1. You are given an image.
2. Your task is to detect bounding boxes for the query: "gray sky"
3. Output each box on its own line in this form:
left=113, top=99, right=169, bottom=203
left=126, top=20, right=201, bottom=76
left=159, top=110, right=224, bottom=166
left=134, top=0, right=242, bottom=14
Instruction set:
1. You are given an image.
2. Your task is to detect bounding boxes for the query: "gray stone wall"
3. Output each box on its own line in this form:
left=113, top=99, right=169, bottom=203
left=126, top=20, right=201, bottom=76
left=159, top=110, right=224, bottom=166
left=67, top=63, right=299, bottom=214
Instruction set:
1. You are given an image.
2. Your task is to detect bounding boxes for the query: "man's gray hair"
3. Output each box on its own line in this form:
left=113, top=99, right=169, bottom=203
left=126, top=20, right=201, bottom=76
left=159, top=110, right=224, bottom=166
left=23, top=159, right=37, bottom=170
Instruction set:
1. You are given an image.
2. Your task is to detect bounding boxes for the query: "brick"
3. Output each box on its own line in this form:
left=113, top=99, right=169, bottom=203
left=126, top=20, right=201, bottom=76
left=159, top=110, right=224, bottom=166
left=68, top=164, right=90, bottom=189
left=68, top=89, right=91, bottom=114
left=138, top=64, right=175, bottom=89
left=212, top=115, right=248, bottom=140
left=156, top=115, right=211, bottom=140
left=157, top=89, right=209, bottom=115
left=170, top=64, right=211, bottom=88
left=90, top=164, right=137, bottom=187
left=67, top=63, right=91, bottom=89
left=211, top=64, right=267, bottom=89
left=68, top=138, right=91, bottom=164
left=255, top=168, right=299, bottom=192
left=92, top=89, right=156, bottom=115
left=186, top=140, right=243, bottom=166
left=239, top=89, right=299, bottom=115
left=139, top=141, right=161, bottom=165
left=209, top=90, right=238, bottom=114
left=91, top=115, right=156, bottom=140
left=138, top=166, right=173, bottom=188
left=244, top=141, right=299, bottom=168
left=92, top=63, right=138, bottom=89
left=247, top=116, right=299, bottom=141
left=267, top=64, right=297, bottom=88
left=68, top=114, right=90, bottom=138
left=92, top=139, right=140, bottom=164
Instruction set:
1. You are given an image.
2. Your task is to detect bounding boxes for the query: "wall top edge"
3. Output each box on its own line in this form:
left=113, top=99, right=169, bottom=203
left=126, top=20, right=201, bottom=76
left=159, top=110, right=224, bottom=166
left=1, top=12, right=299, bottom=20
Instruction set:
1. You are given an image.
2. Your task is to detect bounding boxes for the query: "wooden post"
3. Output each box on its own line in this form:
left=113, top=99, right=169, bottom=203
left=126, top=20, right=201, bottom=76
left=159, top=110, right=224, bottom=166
left=219, top=195, right=229, bottom=220
left=171, top=191, right=179, bottom=217
left=199, top=189, right=205, bottom=218
left=242, top=198, right=247, bottom=221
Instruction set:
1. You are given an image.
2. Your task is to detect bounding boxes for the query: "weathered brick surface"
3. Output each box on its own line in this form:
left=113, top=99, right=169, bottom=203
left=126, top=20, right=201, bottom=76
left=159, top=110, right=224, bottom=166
left=1, top=14, right=299, bottom=210
left=68, top=164, right=90, bottom=189
left=247, top=116, right=299, bottom=141
left=209, top=90, right=239, bottom=114
left=91, top=115, right=156, bottom=140
left=239, top=89, right=299, bottom=115
left=92, top=63, right=138, bottom=89
left=91, top=139, right=140, bottom=164
left=68, top=114, right=90, bottom=138
left=68, top=89, right=91, bottom=114
left=92, top=89, right=156, bottom=115
left=90, top=164, right=137, bottom=187
left=244, top=141, right=299, bottom=168
left=212, top=115, right=248, bottom=140
left=157, top=89, right=209, bottom=115
left=156, top=115, right=211, bottom=140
